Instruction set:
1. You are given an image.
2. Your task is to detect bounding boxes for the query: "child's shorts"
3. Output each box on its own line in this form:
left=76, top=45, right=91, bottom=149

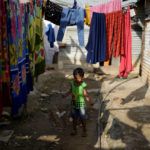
left=71, top=108, right=86, bottom=120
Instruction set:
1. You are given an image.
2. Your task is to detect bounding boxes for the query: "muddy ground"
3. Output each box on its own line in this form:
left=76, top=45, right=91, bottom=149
left=0, top=70, right=103, bottom=150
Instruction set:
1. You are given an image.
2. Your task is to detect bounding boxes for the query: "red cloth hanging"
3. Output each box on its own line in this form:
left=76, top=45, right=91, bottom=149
left=119, top=6, right=133, bottom=77
left=113, top=10, right=124, bottom=58
left=105, top=10, right=124, bottom=60
left=105, top=12, right=114, bottom=60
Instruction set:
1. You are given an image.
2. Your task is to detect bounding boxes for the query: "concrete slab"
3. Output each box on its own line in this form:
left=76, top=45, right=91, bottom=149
left=100, top=76, right=150, bottom=149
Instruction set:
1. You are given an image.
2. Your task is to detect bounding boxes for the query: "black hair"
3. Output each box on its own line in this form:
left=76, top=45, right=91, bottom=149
left=73, top=68, right=84, bottom=77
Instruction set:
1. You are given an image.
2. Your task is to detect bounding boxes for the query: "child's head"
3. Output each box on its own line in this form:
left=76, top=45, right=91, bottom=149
left=73, top=68, right=84, bottom=82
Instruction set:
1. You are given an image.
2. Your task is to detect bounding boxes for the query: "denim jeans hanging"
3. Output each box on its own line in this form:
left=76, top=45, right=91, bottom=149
left=57, top=8, right=84, bottom=47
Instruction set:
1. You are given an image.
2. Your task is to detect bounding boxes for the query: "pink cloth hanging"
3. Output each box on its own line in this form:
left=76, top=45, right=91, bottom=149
left=119, top=6, right=133, bottom=77
left=90, top=0, right=122, bottom=19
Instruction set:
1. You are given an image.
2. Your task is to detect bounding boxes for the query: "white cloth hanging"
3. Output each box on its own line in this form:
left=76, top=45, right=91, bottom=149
left=43, top=19, right=59, bottom=65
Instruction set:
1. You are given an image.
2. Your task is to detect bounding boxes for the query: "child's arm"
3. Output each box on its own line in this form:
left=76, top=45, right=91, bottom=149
left=83, top=88, right=94, bottom=106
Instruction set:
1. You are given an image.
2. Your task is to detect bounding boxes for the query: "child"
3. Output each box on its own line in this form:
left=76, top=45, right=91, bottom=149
left=62, top=68, right=93, bottom=137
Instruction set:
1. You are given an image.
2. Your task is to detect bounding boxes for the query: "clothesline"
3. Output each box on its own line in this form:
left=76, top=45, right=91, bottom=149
left=46, top=0, right=137, bottom=10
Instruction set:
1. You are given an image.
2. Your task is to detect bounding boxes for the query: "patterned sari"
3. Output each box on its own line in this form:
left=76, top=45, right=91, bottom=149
left=0, top=0, right=12, bottom=120
left=0, top=0, right=3, bottom=120
left=7, top=0, right=32, bottom=115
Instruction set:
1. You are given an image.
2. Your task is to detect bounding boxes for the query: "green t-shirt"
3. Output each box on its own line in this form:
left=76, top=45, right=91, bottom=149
left=70, top=80, right=87, bottom=109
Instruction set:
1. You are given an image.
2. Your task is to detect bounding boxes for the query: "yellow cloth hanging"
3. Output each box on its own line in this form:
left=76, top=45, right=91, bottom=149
left=84, top=5, right=91, bottom=26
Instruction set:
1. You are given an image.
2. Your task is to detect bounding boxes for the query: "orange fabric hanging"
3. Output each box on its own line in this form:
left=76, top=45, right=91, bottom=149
left=105, top=12, right=115, bottom=60
left=105, top=10, right=124, bottom=61
left=113, top=10, right=124, bottom=58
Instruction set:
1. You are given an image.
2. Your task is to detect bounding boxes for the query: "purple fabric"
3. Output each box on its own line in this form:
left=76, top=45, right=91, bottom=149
left=72, top=0, right=77, bottom=9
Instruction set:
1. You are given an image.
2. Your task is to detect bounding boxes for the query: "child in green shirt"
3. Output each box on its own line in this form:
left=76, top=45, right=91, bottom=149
left=62, top=68, right=93, bottom=137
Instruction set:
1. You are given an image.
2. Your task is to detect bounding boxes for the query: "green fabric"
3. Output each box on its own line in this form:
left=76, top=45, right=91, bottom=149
left=28, top=0, right=45, bottom=82
left=71, top=80, right=87, bottom=109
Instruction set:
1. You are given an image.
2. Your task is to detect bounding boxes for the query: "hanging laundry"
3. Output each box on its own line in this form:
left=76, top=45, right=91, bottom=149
left=105, top=10, right=124, bottom=60
left=119, top=6, right=133, bottom=77
left=43, top=19, right=59, bottom=66
left=57, top=8, right=85, bottom=47
left=34, top=0, right=45, bottom=78
left=84, top=5, right=91, bottom=26
left=86, top=13, right=106, bottom=64
left=105, top=12, right=114, bottom=60
left=24, top=4, right=33, bottom=93
left=46, top=24, right=55, bottom=48
left=27, top=2, right=36, bottom=81
left=28, top=0, right=45, bottom=80
left=7, top=0, right=33, bottom=115
left=72, top=0, right=85, bottom=9
left=0, top=0, right=3, bottom=120
left=72, top=0, right=77, bottom=9
left=113, top=10, right=124, bottom=58
left=1, top=0, right=12, bottom=109
left=7, top=0, right=24, bottom=115
left=90, top=0, right=122, bottom=19
left=45, top=0, right=63, bottom=26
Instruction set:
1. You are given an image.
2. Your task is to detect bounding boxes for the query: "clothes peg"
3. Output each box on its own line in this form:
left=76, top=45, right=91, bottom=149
left=122, top=7, right=127, bottom=14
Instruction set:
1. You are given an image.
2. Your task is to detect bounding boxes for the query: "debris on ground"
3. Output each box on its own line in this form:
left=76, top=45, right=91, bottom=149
left=56, top=111, right=66, bottom=118
left=41, top=93, right=49, bottom=97
left=0, top=130, right=14, bottom=143
left=40, top=108, right=49, bottom=113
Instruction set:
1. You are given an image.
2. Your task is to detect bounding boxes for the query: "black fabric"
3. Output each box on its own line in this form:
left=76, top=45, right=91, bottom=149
left=45, top=0, right=63, bottom=25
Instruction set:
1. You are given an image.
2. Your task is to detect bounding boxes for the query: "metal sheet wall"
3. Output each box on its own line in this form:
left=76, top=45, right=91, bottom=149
left=142, top=21, right=150, bottom=85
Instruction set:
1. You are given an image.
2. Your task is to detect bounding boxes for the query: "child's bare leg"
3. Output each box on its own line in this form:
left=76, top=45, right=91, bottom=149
left=71, top=119, right=77, bottom=135
left=81, top=119, right=87, bottom=137
left=81, top=119, right=86, bottom=132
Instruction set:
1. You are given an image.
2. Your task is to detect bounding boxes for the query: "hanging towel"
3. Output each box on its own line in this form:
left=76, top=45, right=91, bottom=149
left=90, top=0, right=121, bottom=19
left=119, top=6, right=133, bottom=77
left=86, top=13, right=106, bottom=64
left=45, top=0, right=63, bottom=26
left=57, top=8, right=85, bottom=47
